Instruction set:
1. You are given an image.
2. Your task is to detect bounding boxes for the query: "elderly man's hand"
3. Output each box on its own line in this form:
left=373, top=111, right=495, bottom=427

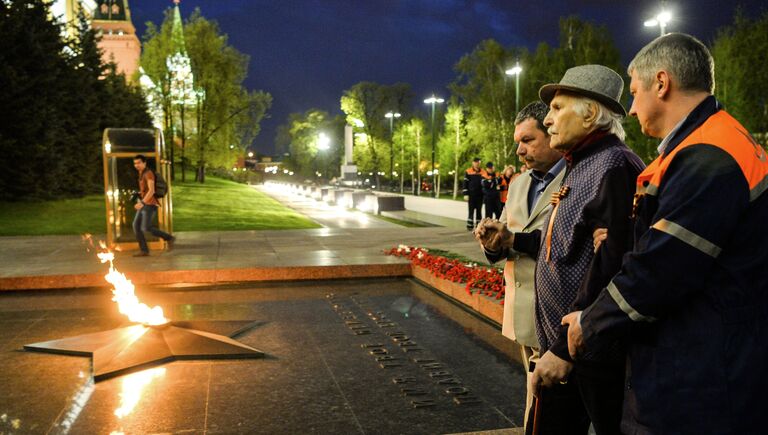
left=562, top=311, right=585, bottom=360
left=474, top=219, right=513, bottom=251
left=593, top=228, right=608, bottom=253
left=473, top=218, right=495, bottom=241
left=531, top=351, right=572, bottom=397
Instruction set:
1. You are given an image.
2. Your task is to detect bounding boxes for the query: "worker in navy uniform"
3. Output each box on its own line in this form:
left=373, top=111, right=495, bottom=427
left=463, top=157, right=484, bottom=230
left=482, top=162, right=502, bottom=219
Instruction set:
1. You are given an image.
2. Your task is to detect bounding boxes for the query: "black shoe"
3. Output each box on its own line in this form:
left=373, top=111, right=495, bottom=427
left=166, top=236, right=176, bottom=251
left=133, top=251, right=150, bottom=257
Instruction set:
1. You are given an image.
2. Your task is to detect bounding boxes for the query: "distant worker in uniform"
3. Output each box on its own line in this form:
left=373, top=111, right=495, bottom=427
left=498, top=165, right=517, bottom=210
left=482, top=162, right=502, bottom=219
left=463, top=157, right=484, bottom=230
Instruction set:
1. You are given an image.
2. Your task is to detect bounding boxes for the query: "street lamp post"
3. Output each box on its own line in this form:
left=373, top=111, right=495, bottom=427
left=505, top=63, right=524, bottom=169
left=505, top=62, right=523, bottom=117
left=317, top=132, right=330, bottom=181
left=644, top=9, right=672, bottom=37
left=423, top=95, right=444, bottom=197
left=385, top=112, right=401, bottom=191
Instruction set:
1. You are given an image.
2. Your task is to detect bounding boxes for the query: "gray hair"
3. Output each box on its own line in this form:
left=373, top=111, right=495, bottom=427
left=628, top=33, right=714, bottom=93
left=514, top=101, right=549, bottom=135
left=571, top=96, right=626, bottom=141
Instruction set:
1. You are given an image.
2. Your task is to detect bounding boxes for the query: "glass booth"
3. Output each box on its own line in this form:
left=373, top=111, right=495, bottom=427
left=102, top=128, right=173, bottom=250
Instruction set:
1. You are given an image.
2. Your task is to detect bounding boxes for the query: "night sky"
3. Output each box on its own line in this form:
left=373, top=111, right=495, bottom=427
left=127, top=0, right=767, bottom=155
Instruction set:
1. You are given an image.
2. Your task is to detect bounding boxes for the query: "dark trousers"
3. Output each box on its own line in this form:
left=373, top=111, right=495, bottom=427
left=525, top=363, right=625, bottom=435
left=484, top=197, right=502, bottom=220
left=132, top=204, right=172, bottom=253
left=467, top=195, right=483, bottom=229
left=573, top=362, right=625, bottom=435
left=525, top=377, right=590, bottom=435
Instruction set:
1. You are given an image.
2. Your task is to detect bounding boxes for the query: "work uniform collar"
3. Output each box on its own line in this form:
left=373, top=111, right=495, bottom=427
left=661, top=95, right=722, bottom=158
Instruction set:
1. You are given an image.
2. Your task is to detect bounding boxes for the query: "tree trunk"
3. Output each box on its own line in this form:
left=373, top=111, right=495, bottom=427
left=180, top=102, right=186, bottom=182
left=196, top=99, right=206, bottom=183
left=164, top=99, right=175, bottom=181
left=399, top=132, right=405, bottom=194
left=416, top=128, right=422, bottom=195
left=453, top=121, right=460, bottom=200
left=500, top=117, right=508, bottom=166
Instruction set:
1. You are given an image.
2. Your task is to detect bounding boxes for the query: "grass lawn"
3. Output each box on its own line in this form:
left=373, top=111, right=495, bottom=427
left=0, top=195, right=105, bottom=236
left=172, top=176, right=318, bottom=232
left=0, top=175, right=319, bottom=236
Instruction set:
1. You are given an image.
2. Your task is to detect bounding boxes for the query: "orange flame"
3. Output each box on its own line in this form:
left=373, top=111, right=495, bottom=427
left=96, top=243, right=167, bottom=326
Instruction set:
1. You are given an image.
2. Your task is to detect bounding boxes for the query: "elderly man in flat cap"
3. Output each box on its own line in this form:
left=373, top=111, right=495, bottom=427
left=477, top=64, right=644, bottom=434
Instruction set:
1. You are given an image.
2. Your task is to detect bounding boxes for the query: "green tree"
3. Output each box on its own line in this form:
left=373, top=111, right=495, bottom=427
left=395, top=117, right=426, bottom=194
left=340, top=81, right=412, bottom=189
left=62, top=11, right=111, bottom=196
left=66, top=11, right=152, bottom=194
left=0, top=0, right=70, bottom=199
left=140, top=8, right=271, bottom=183
left=275, top=109, right=344, bottom=180
left=184, top=10, right=271, bottom=182
left=449, top=17, right=659, bottom=165
left=139, top=9, right=175, bottom=170
left=100, top=63, right=153, bottom=132
left=556, top=16, right=621, bottom=72
left=451, top=40, right=520, bottom=167
left=712, top=10, right=768, bottom=140
left=438, top=100, right=470, bottom=198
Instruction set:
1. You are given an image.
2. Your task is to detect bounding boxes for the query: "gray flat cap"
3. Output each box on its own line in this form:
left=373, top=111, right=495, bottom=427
left=539, top=64, right=626, bottom=116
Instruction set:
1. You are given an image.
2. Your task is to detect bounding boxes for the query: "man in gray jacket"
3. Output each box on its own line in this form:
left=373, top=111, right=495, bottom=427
left=478, top=101, right=565, bottom=426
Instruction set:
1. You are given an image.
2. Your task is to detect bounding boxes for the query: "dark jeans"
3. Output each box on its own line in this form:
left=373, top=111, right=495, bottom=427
left=467, top=194, right=483, bottom=228
left=484, top=197, right=502, bottom=220
left=132, top=204, right=172, bottom=253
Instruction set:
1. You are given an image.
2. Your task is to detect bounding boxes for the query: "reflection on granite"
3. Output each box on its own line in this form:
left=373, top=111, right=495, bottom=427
left=0, top=279, right=524, bottom=434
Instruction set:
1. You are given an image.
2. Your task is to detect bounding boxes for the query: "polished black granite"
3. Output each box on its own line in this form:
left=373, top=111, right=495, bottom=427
left=0, top=279, right=525, bottom=434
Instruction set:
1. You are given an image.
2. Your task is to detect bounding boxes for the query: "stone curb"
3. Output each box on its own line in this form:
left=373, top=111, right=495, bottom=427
left=0, top=263, right=412, bottom=291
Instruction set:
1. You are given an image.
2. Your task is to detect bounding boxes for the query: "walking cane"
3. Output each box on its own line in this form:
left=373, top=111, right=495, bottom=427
left=531, top=385, right=542, bottom=435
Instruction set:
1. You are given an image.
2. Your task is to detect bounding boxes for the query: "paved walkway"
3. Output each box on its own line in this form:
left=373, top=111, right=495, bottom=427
left=394, top=191, right=468, bottom=222
left=258, top=183, right=471, bottom=228
left=0, top=183, right=490, bottom=290
left=256, top=184, right=400, bottom=228
left=0, top=227, right=486, bottom=290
